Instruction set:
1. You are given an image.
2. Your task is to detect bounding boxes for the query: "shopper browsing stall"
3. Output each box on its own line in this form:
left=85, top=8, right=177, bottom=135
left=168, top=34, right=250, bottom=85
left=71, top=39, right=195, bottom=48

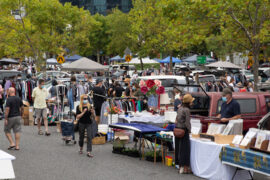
left=217, top=88, right=241, bottom=123
left=32, top=79, right=50, bottom=136
left=76, top=94, right=95, bottom=158
left=92, top=79, right=105, bottom=124
left=175, top=94, right=194, bottom=174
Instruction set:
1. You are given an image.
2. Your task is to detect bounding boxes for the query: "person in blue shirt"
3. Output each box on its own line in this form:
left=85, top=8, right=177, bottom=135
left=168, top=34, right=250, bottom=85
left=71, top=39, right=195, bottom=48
left=217, top=88, right=241, bottom=123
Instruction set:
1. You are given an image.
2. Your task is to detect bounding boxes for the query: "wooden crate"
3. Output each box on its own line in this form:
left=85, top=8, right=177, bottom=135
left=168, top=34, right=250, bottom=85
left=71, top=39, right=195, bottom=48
left=214, top=134, right=235, bottom=144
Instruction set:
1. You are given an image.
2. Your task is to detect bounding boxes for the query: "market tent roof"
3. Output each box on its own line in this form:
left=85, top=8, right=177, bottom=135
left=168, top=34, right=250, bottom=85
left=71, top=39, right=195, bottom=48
left=64, top=54, right=82, bottom=62
left=159, top=56, right=181, bottom=63
left=206, top=61, right=241, bottom=69
left=109, top=55, right=126, bottom=61
left=46, top=58, right=57, bottom=65
left=0, top=58, right=19, bottom=64
left=182, top=54, right=216, bottom=63
left=61, top=57, right=109, bottom=72
left=124, top=57, right=159, bottom=64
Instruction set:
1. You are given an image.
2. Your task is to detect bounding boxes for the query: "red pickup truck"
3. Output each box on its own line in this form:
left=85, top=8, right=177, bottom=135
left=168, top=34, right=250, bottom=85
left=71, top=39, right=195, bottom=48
left=189, top=91, right=270, bottom=132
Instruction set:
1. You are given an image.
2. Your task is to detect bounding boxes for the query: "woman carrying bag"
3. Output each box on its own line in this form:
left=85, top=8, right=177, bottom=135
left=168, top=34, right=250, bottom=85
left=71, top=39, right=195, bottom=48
left=76, top=94, right=96, bottom=158
left=174, top=94, right=194, bottom=174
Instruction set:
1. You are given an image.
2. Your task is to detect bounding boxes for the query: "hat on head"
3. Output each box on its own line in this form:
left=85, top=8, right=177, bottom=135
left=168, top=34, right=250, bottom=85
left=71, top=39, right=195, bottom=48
left=183, top=94, right=195, bottom=104
left=222, top=88, right=232, bottom=96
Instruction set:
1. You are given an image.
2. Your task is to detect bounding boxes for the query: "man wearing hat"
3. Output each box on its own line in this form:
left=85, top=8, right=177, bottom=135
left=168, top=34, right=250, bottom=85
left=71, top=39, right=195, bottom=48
left=217, top=88, right=241, bottom=123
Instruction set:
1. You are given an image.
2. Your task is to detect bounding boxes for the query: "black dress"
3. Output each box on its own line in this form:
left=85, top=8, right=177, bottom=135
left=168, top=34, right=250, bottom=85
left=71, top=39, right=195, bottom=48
left=175, top=107, right=191, bottom=166
left=92, top=86, right=105, bottom=116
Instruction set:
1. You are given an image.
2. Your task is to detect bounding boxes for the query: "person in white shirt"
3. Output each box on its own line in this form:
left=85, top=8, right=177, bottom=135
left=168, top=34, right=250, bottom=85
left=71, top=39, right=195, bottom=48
left=32, top=79, right=50, bottom=136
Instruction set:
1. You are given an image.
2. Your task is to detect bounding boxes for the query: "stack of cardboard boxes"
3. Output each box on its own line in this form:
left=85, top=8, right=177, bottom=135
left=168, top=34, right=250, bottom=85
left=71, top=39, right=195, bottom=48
left=22, top=101, right=34, bottom=126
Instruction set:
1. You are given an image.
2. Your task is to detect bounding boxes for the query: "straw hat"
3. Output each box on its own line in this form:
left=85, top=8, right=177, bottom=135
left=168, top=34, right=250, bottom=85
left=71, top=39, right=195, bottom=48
left=183, top=94, right=195, bottom=104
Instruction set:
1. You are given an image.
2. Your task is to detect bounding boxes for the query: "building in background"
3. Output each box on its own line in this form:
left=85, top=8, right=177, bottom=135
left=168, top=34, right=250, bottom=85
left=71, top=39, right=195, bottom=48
left=60, top=0, right=132, bottom=15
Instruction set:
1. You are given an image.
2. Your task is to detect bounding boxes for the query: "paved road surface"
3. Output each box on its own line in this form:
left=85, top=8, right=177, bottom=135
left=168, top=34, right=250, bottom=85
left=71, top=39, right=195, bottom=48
left=0, top=120, right=269, bottom=180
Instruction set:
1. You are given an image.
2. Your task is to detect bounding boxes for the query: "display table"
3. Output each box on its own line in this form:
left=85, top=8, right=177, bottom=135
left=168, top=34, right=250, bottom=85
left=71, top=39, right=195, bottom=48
left=221, top=145, right=270, bottom=177
left=0, top=150, right=16, bottom=179
left=190, top=138, right=250, bottom=180
left=118, top=111, right=165, bottom=124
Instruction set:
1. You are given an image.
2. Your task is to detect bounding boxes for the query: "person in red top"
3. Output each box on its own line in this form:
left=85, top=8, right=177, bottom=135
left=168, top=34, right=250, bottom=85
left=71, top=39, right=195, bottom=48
left=240, top=82, right=249, bottom=92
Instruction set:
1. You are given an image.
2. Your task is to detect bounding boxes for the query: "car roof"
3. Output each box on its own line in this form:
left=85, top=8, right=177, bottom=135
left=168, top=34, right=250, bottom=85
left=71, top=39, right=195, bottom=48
left=206, top=92, right=270, bottom=97
left=140, top=75, right=186, bottom=80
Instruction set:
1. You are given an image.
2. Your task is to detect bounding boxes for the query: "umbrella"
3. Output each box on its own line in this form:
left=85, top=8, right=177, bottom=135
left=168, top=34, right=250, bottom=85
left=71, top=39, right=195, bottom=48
left=159, top=56, right=181, bottom=63
left=46, top=58, right=57, bottom=65
left=206, top=61, right=241, bottom=69
left=0, top=58, right=19, bottom=64
left=61, top=57, right=109, bottom=72
left=109, top=55, right=125, bottom=61
left=124, top=57, right=159, bottom=64
left=182, top=54, right=216, bottom=63
left=64, top=54, right=82, bottom=62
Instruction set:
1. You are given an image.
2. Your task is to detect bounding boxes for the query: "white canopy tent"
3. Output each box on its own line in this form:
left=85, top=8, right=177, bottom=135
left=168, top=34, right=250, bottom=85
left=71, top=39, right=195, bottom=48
left=124, top=57, right=159, bottom=64
left=206, top=61, right=241, bottom=69
left=61, top=57, right=109, bottom=72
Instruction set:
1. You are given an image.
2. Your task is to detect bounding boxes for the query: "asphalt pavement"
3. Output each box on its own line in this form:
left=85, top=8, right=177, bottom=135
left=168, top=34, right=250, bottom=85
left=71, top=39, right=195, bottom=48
left=0, top=120, right=269, bottom=180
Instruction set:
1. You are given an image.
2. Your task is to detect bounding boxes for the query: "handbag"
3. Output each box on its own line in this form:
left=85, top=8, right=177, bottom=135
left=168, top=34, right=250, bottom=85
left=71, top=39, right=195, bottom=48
left=173, top=128, right=185, bottom=138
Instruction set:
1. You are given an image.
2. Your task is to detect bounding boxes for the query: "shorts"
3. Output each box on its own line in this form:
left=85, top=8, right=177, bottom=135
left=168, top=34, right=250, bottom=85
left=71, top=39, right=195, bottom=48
left=95, top=106, right=101, bottom=116
left=4, top=116, right=22, bottom=133
left=35, top=108, right=47, bottom=119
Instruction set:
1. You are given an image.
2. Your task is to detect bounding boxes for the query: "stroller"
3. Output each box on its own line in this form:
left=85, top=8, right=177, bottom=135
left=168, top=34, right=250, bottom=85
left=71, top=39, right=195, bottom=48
left=61, top=113, right=76, bottom=145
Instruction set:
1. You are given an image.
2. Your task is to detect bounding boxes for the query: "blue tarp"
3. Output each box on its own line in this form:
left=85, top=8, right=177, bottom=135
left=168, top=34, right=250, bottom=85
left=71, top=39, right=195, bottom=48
left=64, top=54, right=82, bottom=62
left=159, top=56, right=181, bottom=63
left=110, top=123, right=168, bottom=133
left=109, top=55, right=125, bottom=61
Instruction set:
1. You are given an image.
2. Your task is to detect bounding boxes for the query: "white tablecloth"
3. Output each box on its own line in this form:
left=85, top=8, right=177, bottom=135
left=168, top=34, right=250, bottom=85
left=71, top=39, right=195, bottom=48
left=119, top=111, right=165, bottom=124
left=0, top=150, right=16, bottom=179
left=190, top=138, right=250, bottom=180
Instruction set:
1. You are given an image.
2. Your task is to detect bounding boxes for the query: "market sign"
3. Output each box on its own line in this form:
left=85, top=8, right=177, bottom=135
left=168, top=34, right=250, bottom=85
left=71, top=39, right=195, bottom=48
left=57, top=55, right=65, bottom=64
left=125, top=55, right=132, bottom=62
left=197, top=56, right=206, bottom=64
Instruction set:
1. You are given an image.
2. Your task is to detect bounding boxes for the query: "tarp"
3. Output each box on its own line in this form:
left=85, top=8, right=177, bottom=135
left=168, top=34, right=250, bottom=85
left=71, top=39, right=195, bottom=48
left=124, top=57, right=159, bottom=64
left=46, top=58, right=57, bottom=65
left=61, top=57, right=109, bottom=72
left=206, top=61, right=241, bottom=69
left=0, top=58, right=19, bottom=64
left=182, top=54, right=216, bottom=63
left=109, top=123, right=168, bottom=133
left=159, top=56, right=181, bottom=63
left=109, top=55, right=125, bottom=62
left=64, top=54, right=82, bottom=62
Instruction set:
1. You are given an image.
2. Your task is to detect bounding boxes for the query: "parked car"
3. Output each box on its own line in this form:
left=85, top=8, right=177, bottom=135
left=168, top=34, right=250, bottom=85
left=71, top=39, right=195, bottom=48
left=37, top=71, right=70, bottom=80
left=0, top=70, right=26, bottom=80
left=186, top=89, right=270, bottom=133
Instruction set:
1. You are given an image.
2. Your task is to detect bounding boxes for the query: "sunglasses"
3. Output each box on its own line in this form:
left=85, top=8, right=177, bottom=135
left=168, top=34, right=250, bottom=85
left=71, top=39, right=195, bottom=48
left=83, top=98, right=88, bottom=100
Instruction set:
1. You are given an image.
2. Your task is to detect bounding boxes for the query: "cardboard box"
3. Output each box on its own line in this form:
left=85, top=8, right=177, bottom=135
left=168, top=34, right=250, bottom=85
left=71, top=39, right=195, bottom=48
left=114, top=132, right=129, bottom=144
left=23, top=106, right=34, bottom=126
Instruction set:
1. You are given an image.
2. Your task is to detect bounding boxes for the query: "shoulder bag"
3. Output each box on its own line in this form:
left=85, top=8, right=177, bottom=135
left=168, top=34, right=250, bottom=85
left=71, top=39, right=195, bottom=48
left=173, top=128, right=185, bottom=138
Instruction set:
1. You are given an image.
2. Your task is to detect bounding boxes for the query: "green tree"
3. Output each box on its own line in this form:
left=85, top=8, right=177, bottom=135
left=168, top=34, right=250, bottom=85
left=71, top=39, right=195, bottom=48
left=106, top=9, right=132, bottom=57
left=0, top=0, right=91, bottom=70
left=204, top=0, right=270, bottom=91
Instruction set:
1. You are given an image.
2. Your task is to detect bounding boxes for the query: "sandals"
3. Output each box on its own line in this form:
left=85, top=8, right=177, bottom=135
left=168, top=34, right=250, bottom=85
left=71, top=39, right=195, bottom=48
left=8, top=146, right=15, bottom=150
left=79, top=150, right=83, bottom=154
left=38, top=130, right=44, bottom=135
left=87, top=152, right=93, bottom=158
left=45, top=132, right=51, bottom=136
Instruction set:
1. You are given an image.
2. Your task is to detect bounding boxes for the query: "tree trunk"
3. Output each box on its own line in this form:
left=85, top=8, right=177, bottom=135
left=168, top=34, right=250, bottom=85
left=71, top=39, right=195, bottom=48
left=169, top=55, right=173, bottom=71
left=252, top=50, right=260, bottom=92
left=229, top=53, right=234, bottom=63
left=140, top=57, right=144, bottom=70
left=97, top=51, right=100, bottom=63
